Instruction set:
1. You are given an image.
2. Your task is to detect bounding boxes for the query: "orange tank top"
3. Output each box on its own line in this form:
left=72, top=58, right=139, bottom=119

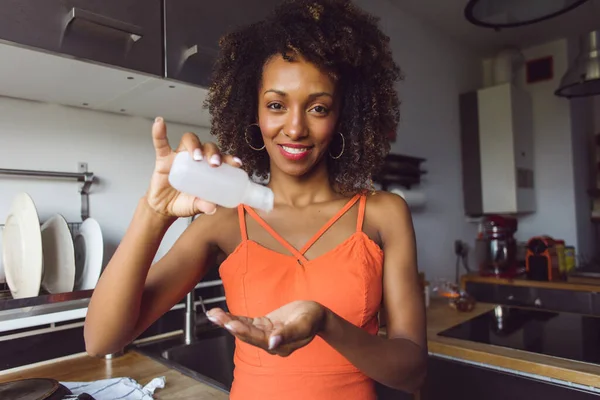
left=219, top=193, right=384, bottom=400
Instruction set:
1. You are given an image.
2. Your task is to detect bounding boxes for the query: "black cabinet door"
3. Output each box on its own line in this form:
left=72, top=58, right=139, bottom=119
left=421, top=356, right=599, bottom=400
left=164, top=0, right=282, bottom=87
left=0, top=0, right=162, bottom=76
left=533, top=288, right=594, bottom=315
left=465, top=282, right=534, bottom=307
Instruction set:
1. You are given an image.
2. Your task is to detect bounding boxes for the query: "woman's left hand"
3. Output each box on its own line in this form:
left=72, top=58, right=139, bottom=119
left=206, top=300, right=327, bottom=357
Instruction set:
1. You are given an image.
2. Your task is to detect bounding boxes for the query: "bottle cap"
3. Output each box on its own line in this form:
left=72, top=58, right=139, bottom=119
left=244, top=183, right=274, bottom=212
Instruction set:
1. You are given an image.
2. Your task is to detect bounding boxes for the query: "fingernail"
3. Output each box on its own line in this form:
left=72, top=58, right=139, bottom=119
left=205, top=207, right=217, bottom=215
left=268, top=335, right=282, bottom=350
left=224, top=323, right=236, bottom=333
left=233, top=157, right=243, bottom=166
left=209, top=154, right=221, bottom=166
left=206, top=315, right=218, bottom=323
left=155, top=117, right=163, bottom=123
left=193, top=149, right=203, bottom=161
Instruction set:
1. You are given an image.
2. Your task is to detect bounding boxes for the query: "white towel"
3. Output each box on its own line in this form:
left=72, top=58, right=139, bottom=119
left=60, top=376, right=166, bottom=400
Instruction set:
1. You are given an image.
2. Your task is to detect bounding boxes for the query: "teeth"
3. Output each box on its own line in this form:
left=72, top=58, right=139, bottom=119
left=282, top=146, right=309, bottom=154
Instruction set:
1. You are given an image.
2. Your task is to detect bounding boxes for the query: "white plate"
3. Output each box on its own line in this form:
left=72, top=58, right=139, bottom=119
left=0, top=228, right=5, bottom=284
left=74, top=218, right=103, bottom=290
left=41, top=214, right=76, bottom=294
left=2, top=193, right=43, bottom=299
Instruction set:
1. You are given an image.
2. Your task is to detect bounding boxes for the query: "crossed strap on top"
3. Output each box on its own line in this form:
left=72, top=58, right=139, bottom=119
left=237, top=193, right=366, bottom=264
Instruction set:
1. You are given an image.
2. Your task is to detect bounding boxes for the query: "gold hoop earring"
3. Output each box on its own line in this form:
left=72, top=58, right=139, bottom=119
left=244, top=123, right=265, bottom=151
left=329, top=132, right=345, bottom=159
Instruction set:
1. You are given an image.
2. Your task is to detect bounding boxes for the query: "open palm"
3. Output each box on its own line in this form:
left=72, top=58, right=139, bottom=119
left=206, top=300, right=326, bottom=357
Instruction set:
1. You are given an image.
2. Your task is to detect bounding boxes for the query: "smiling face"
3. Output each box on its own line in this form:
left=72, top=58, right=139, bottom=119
left=257, top=54, right=341, bottom=178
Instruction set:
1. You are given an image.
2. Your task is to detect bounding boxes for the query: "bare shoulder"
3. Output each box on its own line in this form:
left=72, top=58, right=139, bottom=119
left=366, top=191, right=413, bottom=227
left=363, top=191, right=415, bottom=248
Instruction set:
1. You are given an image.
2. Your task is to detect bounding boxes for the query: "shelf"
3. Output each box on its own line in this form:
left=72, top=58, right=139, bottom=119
left=0, top=278, right=226, bottom=330
left=0, top=288, right=93, bottom=312
left=0, top=287, right=93, bottom=326
left=373, top=153, right=427, bottom=190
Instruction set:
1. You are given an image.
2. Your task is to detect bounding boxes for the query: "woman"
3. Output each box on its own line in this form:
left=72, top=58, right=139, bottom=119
left=84, top=0, right=427, bottom=398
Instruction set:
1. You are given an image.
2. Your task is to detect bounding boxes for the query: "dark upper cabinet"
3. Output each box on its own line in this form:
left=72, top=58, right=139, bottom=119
left=0, top=0, right=163, bottom=76
left=164, top=0, right=282, bottom=87
left=0, top=0, right=285, bottom=87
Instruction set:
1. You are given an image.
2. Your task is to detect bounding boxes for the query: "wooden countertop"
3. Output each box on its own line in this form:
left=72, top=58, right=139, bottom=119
left=461, top=273, right=600, bottom=293
left=0, top=351, right=229, bottom=399
left=381, top=298, right=600, bottom=389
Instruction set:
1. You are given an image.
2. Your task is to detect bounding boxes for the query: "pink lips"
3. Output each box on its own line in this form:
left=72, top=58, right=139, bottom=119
left=278, top=144, right=313, bottom=161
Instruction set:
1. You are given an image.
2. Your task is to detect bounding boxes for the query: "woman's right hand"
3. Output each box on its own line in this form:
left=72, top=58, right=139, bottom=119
left=145, top=117, right=242, bottom=218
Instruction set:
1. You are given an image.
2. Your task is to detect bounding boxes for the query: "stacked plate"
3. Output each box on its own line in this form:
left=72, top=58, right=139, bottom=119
left=1, top=192, right=103, bottom=299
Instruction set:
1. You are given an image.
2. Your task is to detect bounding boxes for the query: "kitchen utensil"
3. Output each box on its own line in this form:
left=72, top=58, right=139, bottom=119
left=2, top=192, right=43, bottom=298
left=74, top=217, right=103, bottom=290
left=0, top=378, right=72, bottom=400
left=476, top=215, right=519, bottom=277
left=41, top=214, right=76, bottom=293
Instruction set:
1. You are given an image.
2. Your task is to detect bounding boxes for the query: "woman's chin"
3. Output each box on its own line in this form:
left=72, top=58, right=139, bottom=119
left=279, top=165, right=312, bottom=177
left=271, top=159, right=322, bottom=178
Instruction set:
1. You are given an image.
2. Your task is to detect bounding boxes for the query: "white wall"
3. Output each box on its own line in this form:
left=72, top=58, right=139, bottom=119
left=506, top=38, right=596, bottom=259
left=356, top=0, right=483, bottom=280
left=509, top=40, right=578, bottom=248
left=0, top=97, right=212, bottom=265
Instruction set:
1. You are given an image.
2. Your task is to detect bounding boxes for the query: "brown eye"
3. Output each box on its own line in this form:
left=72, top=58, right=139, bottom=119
left=268, top=103, right=284, bottom=110
left=311, top=105, right=329, bottom=114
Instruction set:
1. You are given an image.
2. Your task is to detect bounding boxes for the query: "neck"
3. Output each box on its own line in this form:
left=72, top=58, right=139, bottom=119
left=268, top=160, right=339, bottom=207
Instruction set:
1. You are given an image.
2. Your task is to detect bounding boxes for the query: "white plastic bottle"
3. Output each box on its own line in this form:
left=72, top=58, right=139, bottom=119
left=168, top=151, right=274, bottom=212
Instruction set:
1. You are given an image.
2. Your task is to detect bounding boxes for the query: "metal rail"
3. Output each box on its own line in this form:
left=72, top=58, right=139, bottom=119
left=0, top=162, right=94, bottom=220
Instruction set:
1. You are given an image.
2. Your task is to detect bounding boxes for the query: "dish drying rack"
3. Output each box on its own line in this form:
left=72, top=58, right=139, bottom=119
left=0, top=163, right=96, bottom=326
left=0, top=162, right=94, bottom=220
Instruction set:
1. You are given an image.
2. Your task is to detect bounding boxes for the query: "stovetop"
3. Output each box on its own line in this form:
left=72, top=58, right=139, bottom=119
left=437, top=306, right=600, bottom=366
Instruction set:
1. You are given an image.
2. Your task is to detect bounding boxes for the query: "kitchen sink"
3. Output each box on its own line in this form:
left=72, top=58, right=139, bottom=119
left=135, top=324, right=409, bottom=399
left=135, top=326, right=235, bottom=393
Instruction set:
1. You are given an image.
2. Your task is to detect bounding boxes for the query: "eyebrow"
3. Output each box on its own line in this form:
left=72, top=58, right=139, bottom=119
left=263, top=89, right=333, bottom=100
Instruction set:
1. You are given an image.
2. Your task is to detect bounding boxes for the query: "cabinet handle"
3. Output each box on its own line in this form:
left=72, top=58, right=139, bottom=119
left=173, top=44, right=217, bottom=76
left=182, top=44, right=218, bottom=62
left=183, top=44, right=199, bottom=62
left=65, top=8, right=144, bottom=42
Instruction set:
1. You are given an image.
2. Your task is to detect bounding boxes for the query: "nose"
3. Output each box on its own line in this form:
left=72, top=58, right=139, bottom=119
left=283, top=107, right=308, bottom=140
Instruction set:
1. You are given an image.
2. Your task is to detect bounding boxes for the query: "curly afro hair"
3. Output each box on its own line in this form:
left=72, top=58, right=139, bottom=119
left=204, top=0, right=402, bottom=194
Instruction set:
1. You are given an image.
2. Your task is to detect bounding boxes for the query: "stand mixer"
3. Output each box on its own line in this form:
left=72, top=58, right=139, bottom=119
left=476, top=215, right=519, bottom=277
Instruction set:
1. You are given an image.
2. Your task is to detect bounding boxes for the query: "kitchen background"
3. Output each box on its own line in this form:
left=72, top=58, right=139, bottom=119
left=2, top=0, right=599, bottom=279
left=0, top=0, right=600, bottom=397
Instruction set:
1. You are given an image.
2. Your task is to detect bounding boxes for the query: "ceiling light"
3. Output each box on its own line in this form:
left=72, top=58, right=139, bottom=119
left=555, top=30, right=600, bottom=98
left=464, top=0, right=590, bottom=29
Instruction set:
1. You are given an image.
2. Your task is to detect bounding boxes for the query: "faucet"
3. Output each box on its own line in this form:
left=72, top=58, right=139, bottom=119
left=184, top=291, right=207, bottom=345
left=183, top=215, right=201, bottom=345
